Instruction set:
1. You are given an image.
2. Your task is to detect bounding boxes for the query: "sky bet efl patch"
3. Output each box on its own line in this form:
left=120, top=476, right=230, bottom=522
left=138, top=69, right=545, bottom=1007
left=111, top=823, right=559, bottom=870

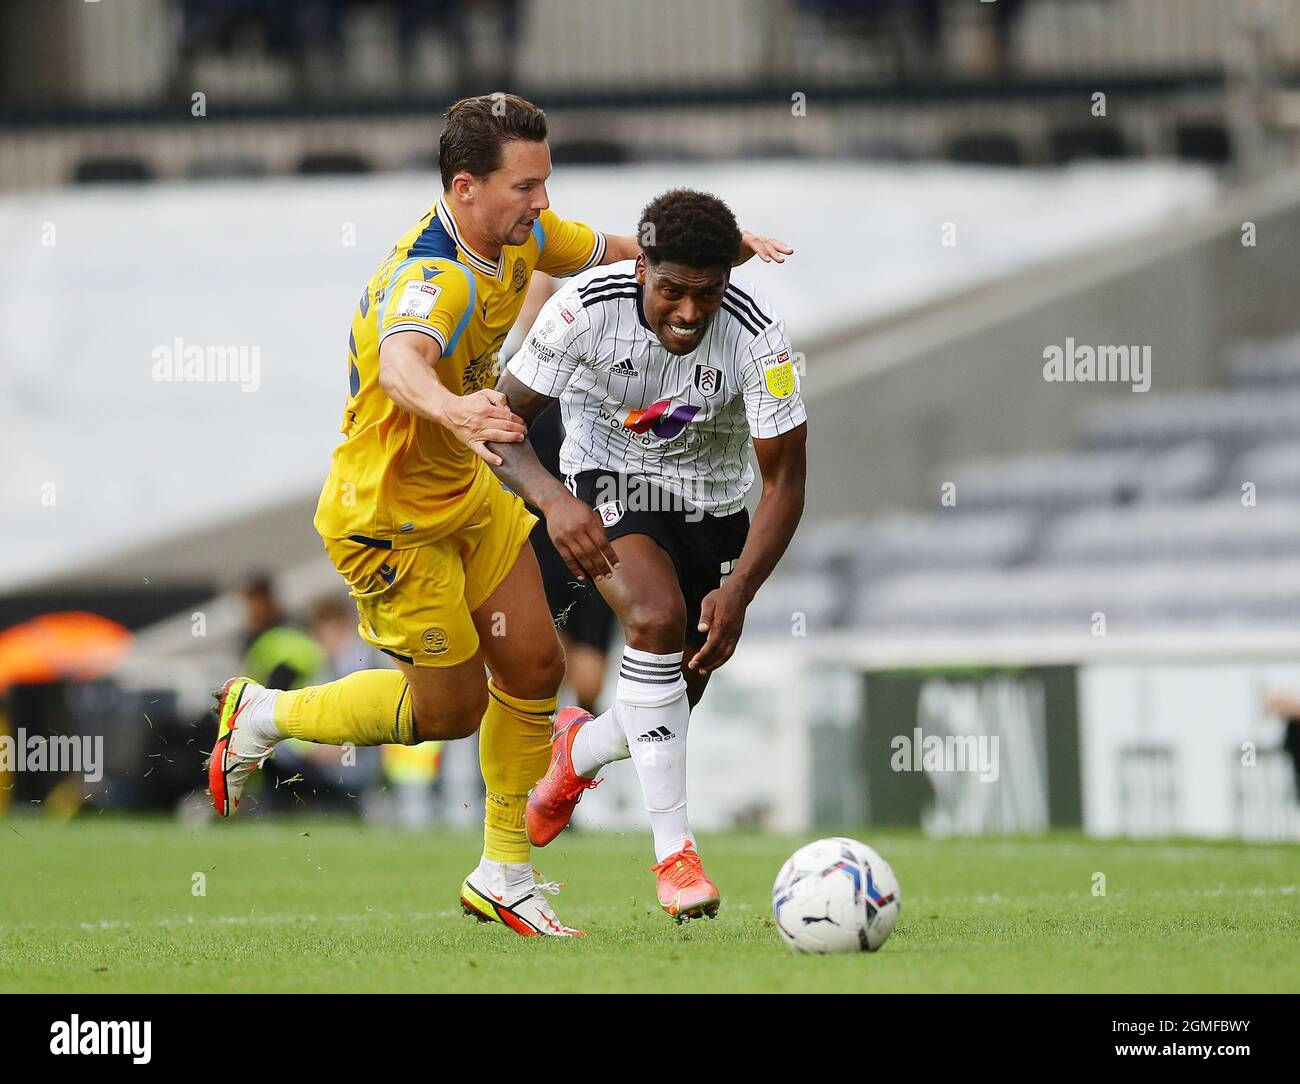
left=763, top=350, right=795, bottom=399
left=394, top=280, right=441, bottom=318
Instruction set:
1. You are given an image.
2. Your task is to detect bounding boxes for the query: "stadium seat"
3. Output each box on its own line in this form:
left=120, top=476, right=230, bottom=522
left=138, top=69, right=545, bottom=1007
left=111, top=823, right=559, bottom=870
left=778, top=512, right=1038, bottom=628
left=403, top=148, right=439, bottom=172
left=858, top=558, right=1300, bottom=631
left=848, top=511, right=1038, bottom=577
left=549, top=140, right=630, bottom=165
left=297, top=152, right=371, bottom=175
left=186, top=156, right=269, bottom=180
left=1039, top=499, right=1300, bottom=565
left=744, top=572, right=842, bottom=633
left=635, top=144, right=704, bottom=164
left=939, top=443, right=1221, bottom=516
left=1079, top=391, right=1300, bottom=452
left=941, top=451, right=1145, bottom=515
left=1048, top=126, right=1128, bottom=164
left=1231, top=440, right=1300, bottom=498
left=1227, top=336, right=1300, bottom=389
left=781, top=518, right=865, bottom=576
left=736, top=140, right=805, bottom=161
left=947, top=133, right=1023, bottom=167
left=846, top=137, right=917, bottom=162
left=1138, top=441, right=1222, bottom=502
left=71, top=157, right=154, bottom=184
left=1174, top=121, right=1232, bottom=164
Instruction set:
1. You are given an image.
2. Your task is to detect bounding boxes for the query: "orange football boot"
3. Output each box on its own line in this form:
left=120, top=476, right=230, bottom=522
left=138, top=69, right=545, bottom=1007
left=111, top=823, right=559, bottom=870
left=653, top=842, right=721, bottom=922
left=525, top=706, right=602, bottom=846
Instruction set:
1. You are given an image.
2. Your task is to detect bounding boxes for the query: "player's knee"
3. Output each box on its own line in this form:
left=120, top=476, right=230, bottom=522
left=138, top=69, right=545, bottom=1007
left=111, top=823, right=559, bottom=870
left=410, top=684, right=486, bottom=742
left=492, top=639, right=566, bottom=701
left=530, top=643, right=567, bottom=699
left=414, top=706, right=482, bottom=742
left=622, top=598, right=687, bottom=653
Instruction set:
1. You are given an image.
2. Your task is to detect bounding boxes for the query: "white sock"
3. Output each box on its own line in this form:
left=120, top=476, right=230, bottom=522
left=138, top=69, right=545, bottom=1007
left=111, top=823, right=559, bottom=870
left=233, top=685, right=283, bottom=755
left=570, top=709, right=629, bottom=778
left=613, top=647, right=693, bottom=863
left=476, top=857, right=534, bottom=898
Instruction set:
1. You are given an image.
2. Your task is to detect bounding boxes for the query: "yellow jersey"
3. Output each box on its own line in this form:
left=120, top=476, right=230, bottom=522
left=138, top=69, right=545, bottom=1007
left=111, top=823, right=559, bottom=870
left=314, top=196, right=606, bottom=549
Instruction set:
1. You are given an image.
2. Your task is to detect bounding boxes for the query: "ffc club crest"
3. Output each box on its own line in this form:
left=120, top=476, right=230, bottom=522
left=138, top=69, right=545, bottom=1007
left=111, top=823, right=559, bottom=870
left=691, top=366, right=722, bottom=395
left=693, top=365, right=722, bottom=396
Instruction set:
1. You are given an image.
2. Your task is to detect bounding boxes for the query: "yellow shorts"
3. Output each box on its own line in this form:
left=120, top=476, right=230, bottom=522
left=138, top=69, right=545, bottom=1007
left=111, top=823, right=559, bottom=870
left=323, top=481, right=538, bottom=669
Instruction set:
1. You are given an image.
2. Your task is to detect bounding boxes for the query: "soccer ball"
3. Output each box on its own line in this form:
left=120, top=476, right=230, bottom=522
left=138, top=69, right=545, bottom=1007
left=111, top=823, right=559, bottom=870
left=771, top=836, right=901, bottom=953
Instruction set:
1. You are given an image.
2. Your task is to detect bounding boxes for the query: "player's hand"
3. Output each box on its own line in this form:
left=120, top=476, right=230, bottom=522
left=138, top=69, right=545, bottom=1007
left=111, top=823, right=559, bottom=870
left=1266, top=692, right=1300, bottom=717
left=737, top=230, right=794, bottom=265
left=440, top=388, right=526, bottom=467
left=688, top=581, right=747, bottom=675
left=544, top=492, right=621, bottom=582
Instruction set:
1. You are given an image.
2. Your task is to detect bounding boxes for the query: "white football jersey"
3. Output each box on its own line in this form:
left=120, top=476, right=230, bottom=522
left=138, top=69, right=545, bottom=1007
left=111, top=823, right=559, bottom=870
left=506, top=265, right=806, bottom=515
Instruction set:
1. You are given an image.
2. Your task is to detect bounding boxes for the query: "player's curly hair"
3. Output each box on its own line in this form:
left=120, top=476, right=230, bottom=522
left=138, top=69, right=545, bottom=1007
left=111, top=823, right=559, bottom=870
left=639, top=189, right=741, bottom=270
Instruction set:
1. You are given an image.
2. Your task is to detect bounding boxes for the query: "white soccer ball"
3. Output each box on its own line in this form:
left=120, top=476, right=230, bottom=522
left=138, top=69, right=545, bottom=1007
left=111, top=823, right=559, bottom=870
left=772, top=836, right=901, bottom=953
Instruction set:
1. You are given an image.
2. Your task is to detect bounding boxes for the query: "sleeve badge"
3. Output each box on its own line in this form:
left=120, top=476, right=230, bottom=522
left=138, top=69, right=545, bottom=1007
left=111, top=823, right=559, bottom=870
left=395, top=280, right=442, bottom=319
left=762, top=351, right=795, bottom=399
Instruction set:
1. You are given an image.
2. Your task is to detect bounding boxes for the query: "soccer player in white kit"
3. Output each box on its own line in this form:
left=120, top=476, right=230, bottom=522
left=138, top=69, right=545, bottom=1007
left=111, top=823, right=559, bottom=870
left=484, top=188, right=808, bottom=921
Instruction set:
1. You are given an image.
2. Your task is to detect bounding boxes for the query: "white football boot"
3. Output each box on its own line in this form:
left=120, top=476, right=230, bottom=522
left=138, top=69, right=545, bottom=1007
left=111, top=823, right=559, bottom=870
left=207, top=676, right=280, bottom=817
left=459, top=860, right=584, bottom=937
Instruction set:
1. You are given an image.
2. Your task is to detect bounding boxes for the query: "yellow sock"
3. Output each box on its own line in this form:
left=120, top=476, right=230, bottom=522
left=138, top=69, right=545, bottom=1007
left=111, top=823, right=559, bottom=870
left=274, top=669, right=416, bottom=746
left=480, top=680, right=556, bottom=863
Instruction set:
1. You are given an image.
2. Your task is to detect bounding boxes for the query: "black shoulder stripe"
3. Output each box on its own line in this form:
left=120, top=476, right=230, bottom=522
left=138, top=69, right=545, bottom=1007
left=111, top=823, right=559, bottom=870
left=579, top=273, right=637, bottom=295
left=725, top=284, right=771, bottom=327
left=581, top=290, right=639, bottom=306
left=721, top=300, right=761, bottom=337
left=581, top=269, right=636, bottom=287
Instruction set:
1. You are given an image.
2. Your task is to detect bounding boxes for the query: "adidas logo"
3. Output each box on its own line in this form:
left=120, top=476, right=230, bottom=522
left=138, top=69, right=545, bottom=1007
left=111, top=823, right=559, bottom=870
left=636, top=726, right=675, bottom=743
left=609, top=358, right=639, bottom=377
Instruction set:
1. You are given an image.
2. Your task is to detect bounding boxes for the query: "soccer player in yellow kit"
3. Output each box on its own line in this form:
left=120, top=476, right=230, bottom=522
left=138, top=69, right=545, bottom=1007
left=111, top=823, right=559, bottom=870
left=207, top=93, right=790, bottom=937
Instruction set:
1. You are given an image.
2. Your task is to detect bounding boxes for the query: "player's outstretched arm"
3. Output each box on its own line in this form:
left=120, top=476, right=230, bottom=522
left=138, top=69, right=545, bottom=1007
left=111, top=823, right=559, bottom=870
left=599, top=232, right=793, bottom=266
left=689, top=422, right=808, bottom=674
left=598, top=234, right=644, bottom=264
left=736, top=230, right=794, bottom=265
left=487, top=372, right=621, bottom=582
left=378, top=331, right=526, bottom=466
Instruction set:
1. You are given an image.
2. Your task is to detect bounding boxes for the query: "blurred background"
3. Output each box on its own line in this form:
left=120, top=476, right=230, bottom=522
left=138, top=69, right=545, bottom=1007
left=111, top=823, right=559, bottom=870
left=4, top=0, right=1300, bottom=841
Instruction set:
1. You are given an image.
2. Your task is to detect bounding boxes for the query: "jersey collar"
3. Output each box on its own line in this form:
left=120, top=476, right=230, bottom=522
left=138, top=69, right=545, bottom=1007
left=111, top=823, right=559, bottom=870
left=436, top=196, right=504, bottom=280
left=634, top=283, right=655, bottom=334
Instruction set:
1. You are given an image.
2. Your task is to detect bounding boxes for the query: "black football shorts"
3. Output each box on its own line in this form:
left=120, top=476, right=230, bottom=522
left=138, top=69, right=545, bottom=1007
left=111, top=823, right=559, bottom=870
left=568, top=470, right=750, bottom=648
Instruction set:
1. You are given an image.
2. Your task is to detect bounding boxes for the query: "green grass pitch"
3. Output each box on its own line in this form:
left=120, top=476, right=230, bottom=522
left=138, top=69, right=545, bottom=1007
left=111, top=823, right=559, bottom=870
left=1, top=817, right=1297, bottom=993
